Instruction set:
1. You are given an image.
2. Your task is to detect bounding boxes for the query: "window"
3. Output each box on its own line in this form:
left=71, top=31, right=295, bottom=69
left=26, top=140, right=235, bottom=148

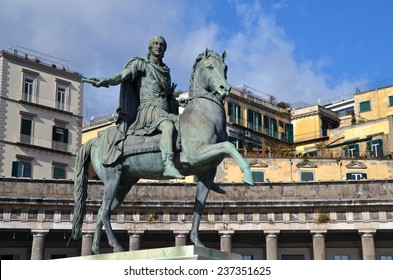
left=56, top=85, right=67, bottom=111
left=281, top=255, right=305, bottom=260
left=251, top=171, right=264, bottom=182
left=359, top=101, right=371, bottom=113
left=380, top=255, right=392, bottom=260
left=241, top=255, right=254, bottom=260
left=53, top=166, right=66, bottom=179
left=346, top=173, right=367, bottom=180
left=228, top=102, right=241, bottom=125
left=344, top=144, right=359, bottom=158
left=20, top=117, right=32, bottom=144
left=22, top=76, right=35, bottom=102
left=11, top=161, right=31, bottom=177
left=247, top=109, right=261, bottom=132
left=389, top=96, right=393, bottom=107
left=263, top=115, right=278, bottom=137
left=300, top=171, right=314, bottom=182
left=334, top=255, right=349, bottom=260
left=52, top=126, right=69, bottom=152
left=367, top=139, right=383, bottom=157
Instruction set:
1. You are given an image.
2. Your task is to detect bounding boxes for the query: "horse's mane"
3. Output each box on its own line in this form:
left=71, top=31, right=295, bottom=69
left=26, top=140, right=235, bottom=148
left=188, top=49, right=225, bottom=97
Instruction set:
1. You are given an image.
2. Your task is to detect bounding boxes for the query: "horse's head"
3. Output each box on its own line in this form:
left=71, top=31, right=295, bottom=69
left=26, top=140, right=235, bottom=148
left=189, top=49, right=231, bottom=100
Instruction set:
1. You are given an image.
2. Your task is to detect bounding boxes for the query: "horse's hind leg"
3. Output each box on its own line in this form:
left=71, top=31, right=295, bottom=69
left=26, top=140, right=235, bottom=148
left=190, top=169, right=216, bottom=247
left=98, top=165, right=125, bottom=253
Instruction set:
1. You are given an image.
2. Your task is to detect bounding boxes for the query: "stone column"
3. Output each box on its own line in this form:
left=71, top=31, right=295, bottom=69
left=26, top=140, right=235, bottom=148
left=81, top=232, right=94, bottom=256
left=174, top=231, right=188, bottom=247
left=128, top=231, right=144, bottom=251
left=265, top=232, right=279, bottom=260
left=360, top=231, right=376, bottom=260
left=220, top=231, right=234, bottom=252
left=31, top=230, right=49, bottom=260
left=312, top=232, right=326, bottom=260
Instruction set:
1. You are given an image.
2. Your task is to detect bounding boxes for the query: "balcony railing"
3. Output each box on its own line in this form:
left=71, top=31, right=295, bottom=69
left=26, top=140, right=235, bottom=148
left=52, top=141, right=69, bottom=152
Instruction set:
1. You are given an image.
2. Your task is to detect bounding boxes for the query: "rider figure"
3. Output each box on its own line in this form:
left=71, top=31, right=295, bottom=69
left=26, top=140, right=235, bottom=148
left=91, top=36, right=184, bottom=179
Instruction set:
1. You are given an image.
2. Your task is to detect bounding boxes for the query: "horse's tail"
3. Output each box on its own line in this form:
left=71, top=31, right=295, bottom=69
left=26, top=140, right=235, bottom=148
left=71, top=138, right=95, bottom=240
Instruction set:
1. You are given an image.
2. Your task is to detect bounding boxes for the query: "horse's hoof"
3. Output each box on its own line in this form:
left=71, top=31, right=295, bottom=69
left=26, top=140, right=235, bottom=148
left=242, top=172, right=254, bottom=186
left=211, top=183, right=226, bottom=194
left=92, top=247, right=100, bottom=255
left=114, top=246, right=125, bottom=253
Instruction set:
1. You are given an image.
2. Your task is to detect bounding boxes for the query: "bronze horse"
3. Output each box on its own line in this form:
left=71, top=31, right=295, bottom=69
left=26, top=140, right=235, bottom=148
left=72, top=49, right=254, bottom=254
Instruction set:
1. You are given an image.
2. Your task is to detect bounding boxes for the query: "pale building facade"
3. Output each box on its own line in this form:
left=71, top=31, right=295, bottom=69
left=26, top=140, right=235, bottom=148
left=0, top=47, right=83, bottom=179
left=0, top=178, right=392, bottom=260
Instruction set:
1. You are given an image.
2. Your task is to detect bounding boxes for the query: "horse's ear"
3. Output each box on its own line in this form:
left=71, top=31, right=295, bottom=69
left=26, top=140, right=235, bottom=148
left=222, top=50, right=227, bottom=61
left=204, top=48, right=209, bottom=58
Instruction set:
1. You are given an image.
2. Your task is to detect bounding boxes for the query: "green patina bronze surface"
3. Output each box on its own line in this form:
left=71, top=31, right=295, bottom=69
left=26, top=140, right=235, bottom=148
left=73, top=37, right=253, bottom=254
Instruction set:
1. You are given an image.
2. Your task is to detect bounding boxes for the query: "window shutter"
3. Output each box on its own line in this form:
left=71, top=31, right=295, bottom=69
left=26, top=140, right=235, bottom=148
left=63, top=128, right=69, bottom=144
left=227, top=102, right=233, bottom=116
left=24, top=162, right=31, bottom=177
left=377, top=139, right=383, bottom=156
left=287, top=123, right=294, bottom=143
left=257, top=113, right=262, bottom=132
left=12, top=162, right=18, bottom=177
left=354, top=144, right=360, bottom=157
left=346, top=173, right=352, bottom=180
left=247, top=109, right=252, bottom=128
left=52, top=126, right=56, bottom=141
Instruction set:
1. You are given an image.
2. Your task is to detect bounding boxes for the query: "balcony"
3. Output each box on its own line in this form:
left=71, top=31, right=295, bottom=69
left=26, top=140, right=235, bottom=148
left=52, top=141, right=69, bottom=152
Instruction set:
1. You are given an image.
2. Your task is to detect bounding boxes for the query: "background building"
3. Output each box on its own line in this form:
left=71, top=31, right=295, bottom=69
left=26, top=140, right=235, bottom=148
left=0, top=178, right=392, bottom=260
left=0, top=47, right=83, bottom=179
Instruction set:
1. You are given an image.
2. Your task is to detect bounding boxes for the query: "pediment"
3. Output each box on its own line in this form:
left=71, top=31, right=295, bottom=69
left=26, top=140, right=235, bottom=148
left=296, top=161, right=318, bottom=168
left=249, top=160, right=268, bottom=168
left=346, top=161, right=367, bottom=169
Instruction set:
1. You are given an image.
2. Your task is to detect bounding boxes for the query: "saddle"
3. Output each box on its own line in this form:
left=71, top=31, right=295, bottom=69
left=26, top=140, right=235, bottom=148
left=95, top=118, right=181, bottom=166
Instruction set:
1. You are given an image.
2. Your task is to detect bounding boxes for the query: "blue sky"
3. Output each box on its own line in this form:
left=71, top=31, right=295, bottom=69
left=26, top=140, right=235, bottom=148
left=1, top=0, right=392, bottom=121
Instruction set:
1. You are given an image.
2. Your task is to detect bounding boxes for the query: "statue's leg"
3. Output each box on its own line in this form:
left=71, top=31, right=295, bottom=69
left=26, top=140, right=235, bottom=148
left=158, top=120, right=184, bottom=179
left=99, top=164, right=125, bottom=253
left=190, top=169, right=216, bottom=247
left=188, top=141, right=254, bottom=186
left=110, top=178, right=138, bottom=211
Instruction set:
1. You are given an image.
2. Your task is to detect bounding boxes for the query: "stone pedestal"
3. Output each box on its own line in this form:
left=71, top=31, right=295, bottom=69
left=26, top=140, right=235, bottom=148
left=68, top=245, right=241, bottom=260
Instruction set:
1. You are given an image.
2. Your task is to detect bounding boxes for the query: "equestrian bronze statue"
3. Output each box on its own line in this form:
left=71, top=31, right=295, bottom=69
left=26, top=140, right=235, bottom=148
left=72, top=43, right=254, bottom=254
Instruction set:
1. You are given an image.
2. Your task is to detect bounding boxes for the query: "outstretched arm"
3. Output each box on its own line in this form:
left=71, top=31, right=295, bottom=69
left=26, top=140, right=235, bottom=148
left=83, top=68, right=133, bottom=88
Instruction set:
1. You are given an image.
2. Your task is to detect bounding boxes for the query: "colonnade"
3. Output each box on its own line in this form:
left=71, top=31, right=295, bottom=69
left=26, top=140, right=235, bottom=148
left=29, top=230, right=378, bottom=260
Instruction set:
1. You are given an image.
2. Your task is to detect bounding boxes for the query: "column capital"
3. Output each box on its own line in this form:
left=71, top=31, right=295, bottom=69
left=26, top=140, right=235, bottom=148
left=311, top=231, right=327, bottom=236
left=359, top=230, right=377, bottom=236
left=31, top=230, right=49, bottom=237
left=128, top=230, right=144, bottom=236
left=82, top=231, right=95, bottom=237
left=173, top=231, right=189, bottom=236
left=219, top=230, right=235, bottom=237
left=264, top=231, right=280, bottom=237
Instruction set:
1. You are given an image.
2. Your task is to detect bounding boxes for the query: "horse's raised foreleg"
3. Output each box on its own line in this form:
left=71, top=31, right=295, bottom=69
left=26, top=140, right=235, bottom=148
left=188, top=141, right=253, bottom=186
left=190, top=169, right=216, bottom=247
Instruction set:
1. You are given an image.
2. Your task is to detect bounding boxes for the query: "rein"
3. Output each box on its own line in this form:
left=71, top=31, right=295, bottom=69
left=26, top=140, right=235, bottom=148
left=187, top=90, right=225, bottom=109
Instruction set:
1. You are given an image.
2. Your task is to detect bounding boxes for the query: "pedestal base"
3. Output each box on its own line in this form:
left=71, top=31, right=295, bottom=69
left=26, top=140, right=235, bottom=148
left=69, top=245, right=241, bottom=260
